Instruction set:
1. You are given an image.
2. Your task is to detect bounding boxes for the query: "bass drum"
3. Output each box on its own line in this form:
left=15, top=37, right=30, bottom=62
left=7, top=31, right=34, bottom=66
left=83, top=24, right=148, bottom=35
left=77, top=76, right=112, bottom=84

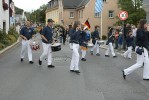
left=51, top=43, right=61, bottom=52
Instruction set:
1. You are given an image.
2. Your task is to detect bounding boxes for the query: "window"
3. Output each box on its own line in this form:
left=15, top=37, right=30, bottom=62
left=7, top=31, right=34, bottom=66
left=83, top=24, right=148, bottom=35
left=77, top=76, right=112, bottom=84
left=3, top=21, right=6, bottom=33
left=94, top=12, right=101, bottom=18
left=109, top=10, right=114, bottom=18
left=103, top=0, right=106, bottom=2
left=70, top=12, right=74, bottom=18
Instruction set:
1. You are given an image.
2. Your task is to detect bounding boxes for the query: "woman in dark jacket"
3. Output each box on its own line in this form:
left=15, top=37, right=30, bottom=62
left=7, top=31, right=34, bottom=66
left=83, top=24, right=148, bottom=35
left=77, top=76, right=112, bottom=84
left=105, top=28, right=117, bottom=58
left=123, top=19, right=149, bottom=80
left=69, top=21, right=81, bottom=73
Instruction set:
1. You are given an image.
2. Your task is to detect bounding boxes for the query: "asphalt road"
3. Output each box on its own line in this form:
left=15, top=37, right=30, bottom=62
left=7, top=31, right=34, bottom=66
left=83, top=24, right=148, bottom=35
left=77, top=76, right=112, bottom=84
left=0, top=35, right=149, bottom=100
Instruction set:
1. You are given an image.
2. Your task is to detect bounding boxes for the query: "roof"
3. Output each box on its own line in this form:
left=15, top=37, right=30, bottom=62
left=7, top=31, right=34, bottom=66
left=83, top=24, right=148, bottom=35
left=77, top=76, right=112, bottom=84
left=62, top=0, right=90, bottom=9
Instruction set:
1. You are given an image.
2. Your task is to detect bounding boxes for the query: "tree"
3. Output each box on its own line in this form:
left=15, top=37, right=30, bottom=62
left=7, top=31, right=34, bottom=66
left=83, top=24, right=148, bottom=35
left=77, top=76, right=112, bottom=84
left=117, top=0, right=146, bottom=25
left=26, top=4, right=47, bottom=23
left=15, top=6, right=23, bottom=14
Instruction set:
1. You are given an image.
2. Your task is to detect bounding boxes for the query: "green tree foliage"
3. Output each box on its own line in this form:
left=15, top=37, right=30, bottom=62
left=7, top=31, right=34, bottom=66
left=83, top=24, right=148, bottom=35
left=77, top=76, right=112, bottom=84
left=26, top=4, right=47, bottom=23
left=117, top=0, right=146, bottom=25
left=15, top=6, right=23, bottom=14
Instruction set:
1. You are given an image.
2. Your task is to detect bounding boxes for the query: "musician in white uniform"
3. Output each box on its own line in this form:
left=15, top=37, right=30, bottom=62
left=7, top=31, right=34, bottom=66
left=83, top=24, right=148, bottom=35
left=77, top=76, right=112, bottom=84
left=39, top=19, right=55, bottom=68
left=69, top=21, right=81, bottom=73
left=105, top=28, right=117, bottom=58
left=20, top=21, right=35, bottom=64
left=123, top=19, right=149, bottom=80
left=90, top=25, right=100, bottom=56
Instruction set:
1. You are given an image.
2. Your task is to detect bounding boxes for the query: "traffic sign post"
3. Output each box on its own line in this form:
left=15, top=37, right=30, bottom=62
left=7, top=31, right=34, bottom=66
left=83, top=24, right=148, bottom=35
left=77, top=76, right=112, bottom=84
left=118, top=11, right=128, bottom=21
left=118, top=11, right=128, bottom=45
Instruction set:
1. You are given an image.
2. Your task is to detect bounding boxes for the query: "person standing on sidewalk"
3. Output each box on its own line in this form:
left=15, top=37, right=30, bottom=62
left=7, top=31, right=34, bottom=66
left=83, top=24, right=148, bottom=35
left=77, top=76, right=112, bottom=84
left=132, top=25, right=137, bottom=51
left=20, top=21, right=35, bottom=64
left=122, top=30, right=133, bottom=59
left=69, top=21, right=81, bottom=73
left=123, top=19, right=149, bottom=80
left=90, top=25, right=100, bottom=56
left=39, top=19, right=55, bottom=68
left=105, top=28, right=117, bottom=58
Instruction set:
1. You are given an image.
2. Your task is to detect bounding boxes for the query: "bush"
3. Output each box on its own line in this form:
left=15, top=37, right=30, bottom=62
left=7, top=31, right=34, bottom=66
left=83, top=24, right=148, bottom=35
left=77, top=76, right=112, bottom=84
left=0, top=28, right=19, bottom=50
left=0, top=42, right=6, bottom=50
left=8, top=28, right=19, bottom=39
left=7, top=34, right=17, bottom=43
left=102, top=35, right=107, bottom=40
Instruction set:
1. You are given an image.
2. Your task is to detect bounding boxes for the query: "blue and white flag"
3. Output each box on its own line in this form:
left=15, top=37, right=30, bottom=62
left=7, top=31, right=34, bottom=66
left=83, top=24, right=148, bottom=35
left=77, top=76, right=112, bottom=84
left=95, top=0, right=103, bottom=13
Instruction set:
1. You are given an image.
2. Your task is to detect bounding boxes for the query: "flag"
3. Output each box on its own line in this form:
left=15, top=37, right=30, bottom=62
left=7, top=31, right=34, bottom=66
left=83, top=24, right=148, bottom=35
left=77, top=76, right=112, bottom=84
left=84, top=19, right=91, bottom=30
left=95, top=0, right=103, bottom=13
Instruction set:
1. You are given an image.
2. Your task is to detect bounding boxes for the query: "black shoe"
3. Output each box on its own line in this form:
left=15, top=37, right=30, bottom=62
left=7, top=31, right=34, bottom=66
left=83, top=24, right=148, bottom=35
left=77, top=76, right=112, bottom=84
left=75, top=70, right=80, bottom=73
left=29, top=61, right=34, bottom=64
left=48, top=65, right=55, bottom=68
left=21, top=58, right=23, bottom=62
left=81, top=58, right=86, bottom=61
left=122, top=70, right=126, bottom=80
left=70, top=70, right=75, bottom=72
left=105, top=55, right=110, bottom=57
left=39, top=59, right=42, bottom=65
left=96, top=53, right=100, bottom=56
left=143, top=79, right=149, bottom=81
left=113, top=56, right=117, bottom=58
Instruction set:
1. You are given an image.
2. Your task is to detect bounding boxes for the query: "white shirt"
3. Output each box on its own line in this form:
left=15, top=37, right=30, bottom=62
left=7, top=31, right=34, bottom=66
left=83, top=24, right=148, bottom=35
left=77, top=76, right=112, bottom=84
left=132, top=28, right=137, bottom=37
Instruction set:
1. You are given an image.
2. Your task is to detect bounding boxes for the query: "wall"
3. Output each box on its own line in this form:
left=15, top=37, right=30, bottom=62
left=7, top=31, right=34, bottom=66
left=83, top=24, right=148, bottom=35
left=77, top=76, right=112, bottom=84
left=0, top=0, right=10, bottom=33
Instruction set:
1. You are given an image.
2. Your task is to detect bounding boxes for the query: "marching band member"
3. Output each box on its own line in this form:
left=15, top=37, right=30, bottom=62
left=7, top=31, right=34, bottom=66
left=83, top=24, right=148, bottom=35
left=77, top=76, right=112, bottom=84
left=20, top=21, right=35, bottom=64
left=123, top=19, right=149, bottom=80
left=105, top=28, right=117, bottom=58
left=80, top=28, right=90, bottom=61
left=39, top=19, right=55, bottom=68
left=90, top=25, right=100, bottom=56
left=69, top=21, right=81, bottom=73
left=122, top=30, right=133, bottom=59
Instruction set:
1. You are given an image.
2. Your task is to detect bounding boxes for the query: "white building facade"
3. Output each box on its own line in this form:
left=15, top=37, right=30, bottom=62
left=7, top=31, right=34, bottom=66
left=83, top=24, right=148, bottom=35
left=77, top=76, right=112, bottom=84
left=0, top=0, right=10, bottom=33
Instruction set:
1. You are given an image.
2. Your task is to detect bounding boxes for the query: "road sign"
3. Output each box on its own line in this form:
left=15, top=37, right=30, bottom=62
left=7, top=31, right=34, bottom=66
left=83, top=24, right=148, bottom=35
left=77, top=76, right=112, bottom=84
left=118, top=11, right=128, bottom=21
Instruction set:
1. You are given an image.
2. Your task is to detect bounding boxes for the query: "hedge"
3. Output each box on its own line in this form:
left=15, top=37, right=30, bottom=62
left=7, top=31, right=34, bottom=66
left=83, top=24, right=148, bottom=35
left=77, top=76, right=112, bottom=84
left=0, top=28, right=19, bottom=50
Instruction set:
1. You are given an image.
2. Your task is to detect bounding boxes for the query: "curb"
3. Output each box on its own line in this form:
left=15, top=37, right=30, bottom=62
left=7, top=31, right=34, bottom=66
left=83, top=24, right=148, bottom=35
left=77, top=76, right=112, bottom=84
left=0, top=39, right=20, bottom=54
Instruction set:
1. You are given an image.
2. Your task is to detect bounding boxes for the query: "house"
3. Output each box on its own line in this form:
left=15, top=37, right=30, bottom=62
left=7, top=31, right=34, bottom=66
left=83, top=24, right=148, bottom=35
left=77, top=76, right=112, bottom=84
left=143, top=0, right=149, bottom=23
left=0, top=0, right=10, bottom=33
left=46, top=0, right=121, bottom=36
left=10, top=1, right=15, bottom=26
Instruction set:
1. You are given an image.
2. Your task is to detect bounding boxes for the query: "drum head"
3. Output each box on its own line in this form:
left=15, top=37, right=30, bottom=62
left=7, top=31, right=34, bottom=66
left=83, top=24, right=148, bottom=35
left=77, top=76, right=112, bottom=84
left=87, top=43, right=93, bottom=47
left=51, top=43, right=61, bottom=47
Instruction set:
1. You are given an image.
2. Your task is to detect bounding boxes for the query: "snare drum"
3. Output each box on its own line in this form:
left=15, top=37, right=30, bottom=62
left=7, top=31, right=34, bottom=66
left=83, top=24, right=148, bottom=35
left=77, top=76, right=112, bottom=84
left=97, top=40, right=105, bottom=45
left=87, top=43, right=94, bottom=48
left=51, top=43, right=61, bottom=52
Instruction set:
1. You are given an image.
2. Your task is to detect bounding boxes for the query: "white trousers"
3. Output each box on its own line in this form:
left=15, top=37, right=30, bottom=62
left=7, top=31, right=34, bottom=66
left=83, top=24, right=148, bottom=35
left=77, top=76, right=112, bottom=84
left=70, top=43, right=80, bottom=70
left=40, top=42, right=52, bottom=65
left=81, top=50, right=86, bottom=58
left=123, top=46, right=132, bottom=58
left=20, top=40, right=32, bottom=61
left=124, top=47, right=149, bottom=79
left=105, top=42, right=116, bottom=56
left=91, top=40, right=99, bottom=54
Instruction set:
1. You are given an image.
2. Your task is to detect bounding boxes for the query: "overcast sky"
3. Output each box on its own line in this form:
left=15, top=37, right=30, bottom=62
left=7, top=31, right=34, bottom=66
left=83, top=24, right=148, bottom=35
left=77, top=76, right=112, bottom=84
left=13, top=0, right=50, bottom=12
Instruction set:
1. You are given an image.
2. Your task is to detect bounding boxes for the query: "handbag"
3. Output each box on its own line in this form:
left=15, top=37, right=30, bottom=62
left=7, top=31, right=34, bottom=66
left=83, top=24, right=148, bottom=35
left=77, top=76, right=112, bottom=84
left=136, top=47, right=144, bottom=55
